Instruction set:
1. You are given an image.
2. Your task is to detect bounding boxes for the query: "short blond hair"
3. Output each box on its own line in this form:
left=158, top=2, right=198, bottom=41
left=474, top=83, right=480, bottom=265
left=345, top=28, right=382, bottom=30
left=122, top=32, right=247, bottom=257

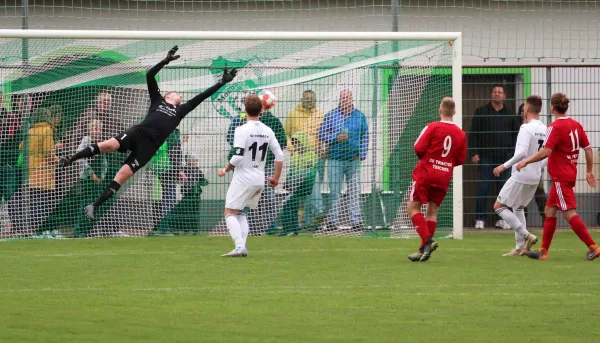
left=440, top=97, right=455, bottom=116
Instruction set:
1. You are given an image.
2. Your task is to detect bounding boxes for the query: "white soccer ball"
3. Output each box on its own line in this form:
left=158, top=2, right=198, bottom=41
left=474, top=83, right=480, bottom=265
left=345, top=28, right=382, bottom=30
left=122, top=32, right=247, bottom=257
left=258, top=89, right=277, bottom=110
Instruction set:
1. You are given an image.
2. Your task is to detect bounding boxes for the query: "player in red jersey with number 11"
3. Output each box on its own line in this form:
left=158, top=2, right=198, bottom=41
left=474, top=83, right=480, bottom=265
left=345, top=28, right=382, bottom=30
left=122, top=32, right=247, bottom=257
left=517, top=93, right=600, bottom=261
left=408, top=97, right=467, bottom=262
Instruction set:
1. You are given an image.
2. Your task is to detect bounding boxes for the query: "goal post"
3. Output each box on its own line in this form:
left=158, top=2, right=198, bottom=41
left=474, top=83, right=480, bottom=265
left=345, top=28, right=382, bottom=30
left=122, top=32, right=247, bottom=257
left=0, top=29, right=462, bottom=240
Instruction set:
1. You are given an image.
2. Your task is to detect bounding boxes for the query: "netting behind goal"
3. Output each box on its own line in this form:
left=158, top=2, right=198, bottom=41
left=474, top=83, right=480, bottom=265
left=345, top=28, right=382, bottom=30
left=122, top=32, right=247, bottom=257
left=0, top=35, right=454, bottom=239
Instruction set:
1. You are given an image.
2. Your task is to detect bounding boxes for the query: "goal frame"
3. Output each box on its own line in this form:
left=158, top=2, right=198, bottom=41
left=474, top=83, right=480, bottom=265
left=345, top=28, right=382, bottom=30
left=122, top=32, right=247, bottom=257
left=0, top=29, right=463, bottom=239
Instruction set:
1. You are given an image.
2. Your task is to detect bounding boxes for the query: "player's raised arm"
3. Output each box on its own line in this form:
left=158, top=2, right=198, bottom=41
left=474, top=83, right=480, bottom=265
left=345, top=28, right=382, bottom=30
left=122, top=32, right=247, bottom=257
left=147, top=46, right=180, bottom=102
left=178, top=68, right=237, bottom=117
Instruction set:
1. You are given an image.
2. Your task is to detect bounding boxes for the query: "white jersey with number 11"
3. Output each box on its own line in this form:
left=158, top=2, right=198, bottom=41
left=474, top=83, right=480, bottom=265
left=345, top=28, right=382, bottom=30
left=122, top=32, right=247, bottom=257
left=232, top=121, right=284, bottom=186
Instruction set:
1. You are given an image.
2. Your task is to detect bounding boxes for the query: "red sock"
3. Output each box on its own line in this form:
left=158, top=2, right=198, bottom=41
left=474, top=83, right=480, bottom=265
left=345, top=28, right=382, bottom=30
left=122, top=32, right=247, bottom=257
left=541, top=216, right=557, bottom=251
left=427, top=220, right=437, bottom=239
left=569, top=215, right=596, bottom=248
left=411, top=213, right=429, bottom=248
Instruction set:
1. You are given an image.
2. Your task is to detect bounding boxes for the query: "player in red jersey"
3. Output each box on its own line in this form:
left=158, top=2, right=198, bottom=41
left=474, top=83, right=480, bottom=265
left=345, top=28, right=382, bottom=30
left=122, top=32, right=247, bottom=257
left=408, top=97, right=467, bottom=262
left=516, top=93, right=600, bottom=260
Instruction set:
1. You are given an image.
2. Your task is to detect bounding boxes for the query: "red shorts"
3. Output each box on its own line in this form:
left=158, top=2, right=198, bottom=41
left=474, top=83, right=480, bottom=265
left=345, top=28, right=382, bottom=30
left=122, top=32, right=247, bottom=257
left=409, top=181, right=447, bottom=206
left=547, top=181, right=577, bottom=211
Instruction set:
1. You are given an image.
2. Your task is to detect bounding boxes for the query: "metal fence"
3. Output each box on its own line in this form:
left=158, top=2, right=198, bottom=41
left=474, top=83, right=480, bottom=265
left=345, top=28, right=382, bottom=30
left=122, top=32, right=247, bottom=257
left=463, top=66, right=600, bottom=230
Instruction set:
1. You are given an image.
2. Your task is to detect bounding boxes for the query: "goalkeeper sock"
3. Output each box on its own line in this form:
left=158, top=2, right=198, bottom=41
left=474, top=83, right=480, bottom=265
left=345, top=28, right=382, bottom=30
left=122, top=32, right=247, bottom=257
left=70, top=143, right=100, bottom=162
left=237, top=213, right=249, bottom=248
left=226, top=214, right=243, bottom=249
left=541, top=216, right=557, bottom=251
left=93, top=180, right=120, bottom=208
left=568, top=215, right=596, bottom=247
left=426, top=220, right=437, bottom=239
left=411, top=213, right=429, bottom=248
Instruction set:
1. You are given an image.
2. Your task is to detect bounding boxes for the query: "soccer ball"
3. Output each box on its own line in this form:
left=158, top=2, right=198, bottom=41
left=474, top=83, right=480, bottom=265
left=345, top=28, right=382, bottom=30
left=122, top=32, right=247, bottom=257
left=258, top=89, right=277, bottom=110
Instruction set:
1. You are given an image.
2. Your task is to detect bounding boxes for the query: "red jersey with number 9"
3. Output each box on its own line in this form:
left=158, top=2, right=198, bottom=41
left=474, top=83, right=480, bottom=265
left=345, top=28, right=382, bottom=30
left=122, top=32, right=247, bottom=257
left=412, top=121, right=467, bottom=190
left=543, top=117, right=591, bottom=183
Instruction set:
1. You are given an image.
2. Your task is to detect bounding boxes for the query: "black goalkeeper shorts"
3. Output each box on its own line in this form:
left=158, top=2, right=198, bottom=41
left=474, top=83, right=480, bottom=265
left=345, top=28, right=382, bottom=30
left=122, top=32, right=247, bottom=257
left=113, top=125, right=160, bottom=172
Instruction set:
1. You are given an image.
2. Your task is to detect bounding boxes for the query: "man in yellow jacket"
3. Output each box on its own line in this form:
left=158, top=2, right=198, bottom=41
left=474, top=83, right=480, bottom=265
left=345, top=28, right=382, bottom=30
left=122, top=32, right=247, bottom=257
left=21, top=107, right=59, bottom=237
left=283, top=90, right=326, bottom=231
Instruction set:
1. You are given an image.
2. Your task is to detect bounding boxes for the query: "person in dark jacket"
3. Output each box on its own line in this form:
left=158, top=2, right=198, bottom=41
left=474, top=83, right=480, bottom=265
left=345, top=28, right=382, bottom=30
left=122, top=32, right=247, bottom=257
left=470, top=85, right=520, bottom=229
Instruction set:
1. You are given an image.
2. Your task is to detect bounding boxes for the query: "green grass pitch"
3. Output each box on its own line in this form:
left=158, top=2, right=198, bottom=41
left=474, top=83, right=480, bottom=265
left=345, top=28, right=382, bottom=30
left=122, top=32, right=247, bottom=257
left=1, top=232, right=598, bottom=343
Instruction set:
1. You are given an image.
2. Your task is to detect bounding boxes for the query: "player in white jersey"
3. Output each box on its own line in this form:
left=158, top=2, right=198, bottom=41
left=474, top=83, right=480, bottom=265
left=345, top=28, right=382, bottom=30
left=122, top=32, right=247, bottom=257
left=218, top=94, right=284, bottom=257
left=492, top=95, right=547, bottom=256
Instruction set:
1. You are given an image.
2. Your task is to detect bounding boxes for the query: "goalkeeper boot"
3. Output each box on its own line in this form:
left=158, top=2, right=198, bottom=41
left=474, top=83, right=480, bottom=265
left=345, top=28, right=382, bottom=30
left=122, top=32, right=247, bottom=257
left=523, top=233, right=538, bottom=251
left=221, top=247, right=247, bottom=257
left=84, top=204, right=97, bottom=220
left=521, top=248, right=548, bottom=260
left=419, top=239, right=437, bottom=262
left=586, top=245, right=600, bottom=261
left=408, top=248, right=424, bottom=262
left=59, top=157, right=72, bottom=168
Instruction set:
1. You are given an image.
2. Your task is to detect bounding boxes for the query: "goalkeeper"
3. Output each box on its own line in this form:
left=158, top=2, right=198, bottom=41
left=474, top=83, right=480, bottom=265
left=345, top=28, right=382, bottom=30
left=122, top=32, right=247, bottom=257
left=60, top=46, right=237, bottom=219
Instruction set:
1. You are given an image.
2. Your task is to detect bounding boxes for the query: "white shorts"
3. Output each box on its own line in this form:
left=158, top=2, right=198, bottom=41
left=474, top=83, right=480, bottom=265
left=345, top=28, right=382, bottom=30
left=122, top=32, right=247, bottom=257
left=497, top=178, right=538, bottom=209
left=225, top=184, right=264, bottom=210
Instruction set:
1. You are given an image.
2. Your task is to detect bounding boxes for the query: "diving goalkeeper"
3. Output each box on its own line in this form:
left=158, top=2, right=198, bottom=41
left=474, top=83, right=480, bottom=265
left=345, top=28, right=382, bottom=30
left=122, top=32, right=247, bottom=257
left=60, top=46, right=237, bottom=219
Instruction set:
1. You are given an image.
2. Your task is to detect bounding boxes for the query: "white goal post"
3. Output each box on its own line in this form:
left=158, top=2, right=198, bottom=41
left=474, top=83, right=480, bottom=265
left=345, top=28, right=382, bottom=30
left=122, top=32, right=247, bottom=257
left=0, top=29, right=462, bottom=240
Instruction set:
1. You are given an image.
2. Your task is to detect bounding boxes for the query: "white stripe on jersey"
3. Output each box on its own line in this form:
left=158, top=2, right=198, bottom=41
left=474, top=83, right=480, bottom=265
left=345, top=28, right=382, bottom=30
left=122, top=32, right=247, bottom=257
left=542, top=126, right=553, bottom=147
left=414, top=126, right=429, bottom=146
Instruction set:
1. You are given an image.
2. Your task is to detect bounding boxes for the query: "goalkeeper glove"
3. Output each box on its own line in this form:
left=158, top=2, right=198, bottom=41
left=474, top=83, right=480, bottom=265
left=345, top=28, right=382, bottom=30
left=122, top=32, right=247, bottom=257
left=221, top=68, right=238, bottom=84
left=164, top=45, right=181, bottom=63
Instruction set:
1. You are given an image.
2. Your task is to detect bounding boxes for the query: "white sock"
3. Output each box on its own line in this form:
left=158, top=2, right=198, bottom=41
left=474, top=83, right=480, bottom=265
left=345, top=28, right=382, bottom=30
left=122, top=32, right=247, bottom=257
left=515, top=231, right=525, bottom=249
left=495, top=207, right=529, bottom=238
left=514, top=208, right=527, bottom=232
left=225, top=214, right=243, bottom=249
left=237, top=213, right=249, bottom=248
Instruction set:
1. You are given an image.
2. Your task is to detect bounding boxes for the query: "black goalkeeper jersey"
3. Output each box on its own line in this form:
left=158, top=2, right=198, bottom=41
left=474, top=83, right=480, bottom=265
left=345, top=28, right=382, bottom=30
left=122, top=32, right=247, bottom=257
left=139, top=60, right=225, bottom=147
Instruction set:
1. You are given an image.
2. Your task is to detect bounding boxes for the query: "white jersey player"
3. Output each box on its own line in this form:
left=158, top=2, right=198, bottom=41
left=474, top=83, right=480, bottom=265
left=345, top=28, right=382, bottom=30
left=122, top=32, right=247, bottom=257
left=492, top=95, right=547, bottom=256
left=218, top=94, right=284, bottom=257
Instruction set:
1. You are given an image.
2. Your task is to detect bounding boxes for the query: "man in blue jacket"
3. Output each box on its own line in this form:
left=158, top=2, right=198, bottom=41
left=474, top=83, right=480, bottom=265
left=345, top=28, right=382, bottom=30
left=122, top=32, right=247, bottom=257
left=319, top=90, right=369, bottom=232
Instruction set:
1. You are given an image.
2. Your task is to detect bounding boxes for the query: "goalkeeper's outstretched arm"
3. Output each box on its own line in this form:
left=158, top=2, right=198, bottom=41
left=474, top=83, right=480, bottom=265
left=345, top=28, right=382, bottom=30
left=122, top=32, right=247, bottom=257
left=147, top=46, right=180, bottom=102
left=178, top=68, right=238, bottom=118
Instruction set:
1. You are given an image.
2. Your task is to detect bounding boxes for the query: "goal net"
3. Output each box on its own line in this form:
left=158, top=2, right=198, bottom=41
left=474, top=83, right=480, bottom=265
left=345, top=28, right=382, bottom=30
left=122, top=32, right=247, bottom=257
left=0, top=30, right=461, bottom=240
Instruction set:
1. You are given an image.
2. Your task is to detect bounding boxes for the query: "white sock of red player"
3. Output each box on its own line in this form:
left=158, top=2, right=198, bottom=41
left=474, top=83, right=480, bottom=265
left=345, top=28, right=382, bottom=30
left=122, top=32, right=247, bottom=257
left=225, top=214, right=244, bottom=249
left=237, top=213, right=249, bottom=248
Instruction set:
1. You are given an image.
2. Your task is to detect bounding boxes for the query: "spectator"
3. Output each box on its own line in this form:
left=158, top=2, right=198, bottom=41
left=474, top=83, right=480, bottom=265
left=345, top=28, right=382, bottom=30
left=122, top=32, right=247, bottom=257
left=226, top=95, right=286, bottom=234
left=73, top=119, right=107, bottom=237
left=318, top=90, right=369, bottom=232
left=518, top=103, right=547, bottom=223
left=0, top=94, right=24, bottom=233
left=283, top=90, right=326, bottom=230
left=281, top=133, right=318, bottom=235
left=470, top=85, right=520, bottom=229
left=21, top=107, right=60, bottom=238
left=57, top=92, right=113, bottom=154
